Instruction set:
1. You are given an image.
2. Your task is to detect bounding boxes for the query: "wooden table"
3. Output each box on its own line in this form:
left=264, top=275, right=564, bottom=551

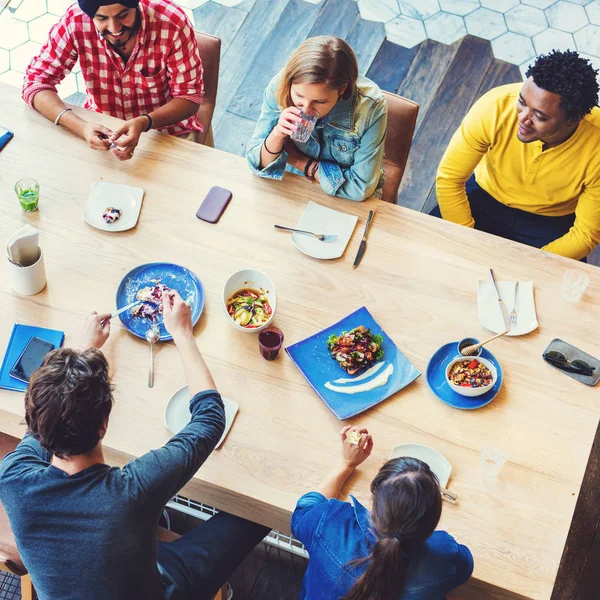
left=1, top=84, right=599, bottom=600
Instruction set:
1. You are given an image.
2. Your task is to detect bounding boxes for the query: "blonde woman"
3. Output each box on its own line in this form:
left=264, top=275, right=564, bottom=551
left=246, top=36, right=387, bottom=201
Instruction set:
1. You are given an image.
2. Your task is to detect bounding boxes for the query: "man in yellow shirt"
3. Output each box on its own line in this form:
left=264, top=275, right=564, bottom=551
left=434, top=50, right=600, bottom=261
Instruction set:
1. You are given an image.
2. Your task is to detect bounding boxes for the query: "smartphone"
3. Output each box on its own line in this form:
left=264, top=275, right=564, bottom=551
left=9, top=337, right=55, bottom=384
left=196, top=186, right=232, bottom=224
left=0, top=126, right=14, bottom=151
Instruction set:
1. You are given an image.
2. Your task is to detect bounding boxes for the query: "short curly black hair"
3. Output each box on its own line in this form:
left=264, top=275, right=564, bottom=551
left=525, top=50, right=599, bottom=121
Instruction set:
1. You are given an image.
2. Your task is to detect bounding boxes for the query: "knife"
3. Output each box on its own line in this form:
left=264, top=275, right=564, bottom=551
left=352, top=210, right=375, bottom=269
left=489, top=268, right=510, bottom=333
left=101, top=300, right=142, bottom=325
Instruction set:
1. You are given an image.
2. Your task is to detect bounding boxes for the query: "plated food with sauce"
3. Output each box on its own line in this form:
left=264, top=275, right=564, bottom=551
left=327, top=325, right=384, bottom=375
left=226, top=288, right=273, bottom=328
left=131, top=282, right=171, bottom=321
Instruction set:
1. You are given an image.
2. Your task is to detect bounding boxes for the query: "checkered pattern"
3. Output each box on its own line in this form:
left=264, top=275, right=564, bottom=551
left=22, top=0, right=204, bottom=135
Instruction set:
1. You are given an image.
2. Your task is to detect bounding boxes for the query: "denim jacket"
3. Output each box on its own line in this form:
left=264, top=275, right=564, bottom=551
left=291, top=492, right=474, bottom=600
left=246, top=74, right=387, bottom=201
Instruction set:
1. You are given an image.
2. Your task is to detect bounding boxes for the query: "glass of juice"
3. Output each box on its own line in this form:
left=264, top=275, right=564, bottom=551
left=15, top=178, right=40, bottom=212
left=258, top=326, right=284, bottom=361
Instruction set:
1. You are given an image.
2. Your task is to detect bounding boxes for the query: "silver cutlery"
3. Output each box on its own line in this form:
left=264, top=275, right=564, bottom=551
left=145, top=325, right=160, bottom=388
left=489, top=268, right=510, bottom=333
left=509, top=281, right=519, bottom=327
left=352, top=209, right=375, bottom=269
left=101, top=300, right=142, bottom=325
left=274, top=224, right=337, bottom=242
left=440, top=486, right=458, bottom=504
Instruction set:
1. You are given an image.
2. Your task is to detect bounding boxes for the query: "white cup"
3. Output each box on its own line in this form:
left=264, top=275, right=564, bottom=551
left=8, top=249, right=47, bottom=296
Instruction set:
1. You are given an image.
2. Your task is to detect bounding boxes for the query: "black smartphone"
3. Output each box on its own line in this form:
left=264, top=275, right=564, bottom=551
left=196, top=186, right=233, bottom=223
left=0, top=126, right=14, bottom=151
left=9, top=337, right=55, bottom=384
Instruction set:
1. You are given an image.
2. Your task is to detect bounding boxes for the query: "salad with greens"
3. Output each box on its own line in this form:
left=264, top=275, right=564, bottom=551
left=327, top=325, right=384, bottom=375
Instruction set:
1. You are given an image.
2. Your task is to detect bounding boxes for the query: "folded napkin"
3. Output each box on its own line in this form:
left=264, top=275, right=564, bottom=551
left=6, top=225, right=40, bottom=267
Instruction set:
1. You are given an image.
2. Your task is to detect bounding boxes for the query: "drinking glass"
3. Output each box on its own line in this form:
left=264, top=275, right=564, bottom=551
left=258, top=326, right=284, bottom=361
left=480, top=443, right=508, bottom=477
left=562, top=269, right=589, bottom=302
left=291, top=109, right=319, bottom=143
left=15, top=178, right=40, bottom=212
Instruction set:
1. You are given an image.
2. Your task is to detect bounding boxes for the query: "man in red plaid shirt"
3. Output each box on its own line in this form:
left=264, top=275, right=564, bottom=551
left=23, top=0, right=205, bottom=161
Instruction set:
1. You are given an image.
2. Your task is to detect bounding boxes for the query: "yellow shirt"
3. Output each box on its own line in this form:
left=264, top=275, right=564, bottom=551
left=436, top=83, right=600, bottom=260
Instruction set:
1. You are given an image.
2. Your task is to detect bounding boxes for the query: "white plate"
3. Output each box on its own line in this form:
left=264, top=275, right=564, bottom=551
left=291, top=201, right=358, bottom=259
left=478, top=280, right=538, bottom=336
left=389, top=443, right=452, bottom=488
left=84, top=182, right=144, bottom=232
left=164, top=385, right=238, bottom=449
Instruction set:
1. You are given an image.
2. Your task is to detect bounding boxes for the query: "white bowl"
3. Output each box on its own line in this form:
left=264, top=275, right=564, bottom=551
left=445, top=356, right=497, bottom=398
left=222, top=269, right=276, bottom=333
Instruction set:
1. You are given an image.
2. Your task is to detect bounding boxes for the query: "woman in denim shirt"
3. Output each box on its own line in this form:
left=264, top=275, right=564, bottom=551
left=292, top=426, right=473, bottom=599
left=246, top=36, right=387, bottom=201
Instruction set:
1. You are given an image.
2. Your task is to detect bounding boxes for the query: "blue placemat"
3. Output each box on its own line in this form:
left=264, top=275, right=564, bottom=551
left=0, top=324, right=65, bottom=392
left=286, top=307, right=421, bottom=420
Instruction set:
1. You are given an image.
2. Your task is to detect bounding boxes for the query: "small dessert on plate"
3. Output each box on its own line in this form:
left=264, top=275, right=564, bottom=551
left=103, top=207, right=122, bottom=224
left=131, top=282, right=171, bottom=321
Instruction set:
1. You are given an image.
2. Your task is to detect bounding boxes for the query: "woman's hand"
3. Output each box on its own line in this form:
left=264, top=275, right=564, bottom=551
left=339, top=425, right=373, bottom=469
left=272, top=106, right=302, bottom=141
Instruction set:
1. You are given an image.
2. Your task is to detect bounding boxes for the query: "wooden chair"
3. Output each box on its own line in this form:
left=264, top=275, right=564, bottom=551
left=0, top=432, right=225, bottom=600
left=381, top=91, right=419, bottom=204
left=0, top=432, right=36, bottom=600
left=194, top=31, right=222, bottom=147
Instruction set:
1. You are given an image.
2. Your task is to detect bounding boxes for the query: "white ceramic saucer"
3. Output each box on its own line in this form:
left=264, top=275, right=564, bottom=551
left=389, top=443, right=452, bottom=487
left=84, top=181, right=144, bottom=232
left=165, top=385, right=239, bottom=449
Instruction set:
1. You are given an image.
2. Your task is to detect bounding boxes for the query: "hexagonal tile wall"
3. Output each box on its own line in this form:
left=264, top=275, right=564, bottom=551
left=0, top=0, right=599, bottom=98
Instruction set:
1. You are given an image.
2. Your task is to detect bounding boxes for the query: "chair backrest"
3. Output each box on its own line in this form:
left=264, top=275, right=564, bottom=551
left=381, top=91, right=419, bottom=204
left=0, top=433, right=27, bottom=577
left=194, top=31, right=222, bottom=145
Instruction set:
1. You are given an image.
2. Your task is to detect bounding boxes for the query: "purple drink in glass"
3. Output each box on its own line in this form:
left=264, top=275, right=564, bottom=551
left=258, top=326, right=284, bottom=360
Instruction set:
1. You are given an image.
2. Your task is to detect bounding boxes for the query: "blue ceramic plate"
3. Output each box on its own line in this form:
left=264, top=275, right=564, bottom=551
left=426, top=342, right=503, bottom=410
left=116, top=262, right=204, bottom=341
left=286, top=307, right=421, bottom=420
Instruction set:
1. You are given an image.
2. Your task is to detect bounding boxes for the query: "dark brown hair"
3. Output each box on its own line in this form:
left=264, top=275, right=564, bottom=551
left=344, top=457, right=442, bottom=600
left=25, top=348, right=114, bottom=459
left=276, top=36, right=358, bottom=109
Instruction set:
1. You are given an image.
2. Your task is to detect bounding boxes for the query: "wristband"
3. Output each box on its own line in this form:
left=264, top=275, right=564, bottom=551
left=54, top=108, right=72, bottom=126
left=304, top=158, right=314, bottom=178
left=263, top=137, right=284, bottom=155
left=140, top=113, right=153, bottom=132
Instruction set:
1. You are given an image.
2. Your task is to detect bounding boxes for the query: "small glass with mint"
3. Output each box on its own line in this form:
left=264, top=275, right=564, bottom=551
left=15, top=178, right=40, bottom=212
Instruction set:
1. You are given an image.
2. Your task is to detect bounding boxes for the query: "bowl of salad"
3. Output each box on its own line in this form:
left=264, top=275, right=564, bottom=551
left=223, top=269, right=276, bottom=333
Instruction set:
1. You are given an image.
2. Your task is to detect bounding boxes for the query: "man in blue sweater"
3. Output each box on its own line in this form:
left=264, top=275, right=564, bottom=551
left=0, top=290, right=269, bottom=600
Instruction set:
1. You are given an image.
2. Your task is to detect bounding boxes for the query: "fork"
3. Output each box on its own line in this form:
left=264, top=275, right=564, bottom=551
left=509, top=281, right=519, bottom=327
left=274, top=224, right=337, bottom=242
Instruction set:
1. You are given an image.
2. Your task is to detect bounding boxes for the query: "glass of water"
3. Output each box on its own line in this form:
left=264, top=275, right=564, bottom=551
left=480, top=443, right=509, bottom=477
left=291, top=109, right=319, bottom=143
left=562, top=269, right=589, bottom=302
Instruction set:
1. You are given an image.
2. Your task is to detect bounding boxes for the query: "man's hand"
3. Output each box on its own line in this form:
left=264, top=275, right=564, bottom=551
left=339, top=425, right=373, bottom=469
left=162, top=290, right=193, bottom=342
left=81, top=122, right=113, bottom=151
left=110, top=117, right=147, bottom=161
left=78, top=312, right=111, bottom=349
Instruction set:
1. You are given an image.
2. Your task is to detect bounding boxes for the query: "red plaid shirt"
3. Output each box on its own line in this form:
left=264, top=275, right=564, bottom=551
left=23, top=0, right=204, bottom=135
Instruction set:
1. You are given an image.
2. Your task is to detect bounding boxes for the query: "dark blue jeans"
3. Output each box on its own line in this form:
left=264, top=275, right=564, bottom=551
left=431, top=175, right=578, bottom=249
left=158, top=511, right=270, bottom=600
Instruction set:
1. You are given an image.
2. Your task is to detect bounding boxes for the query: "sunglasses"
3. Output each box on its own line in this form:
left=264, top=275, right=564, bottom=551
left=543, top=351, right=595, bottom=376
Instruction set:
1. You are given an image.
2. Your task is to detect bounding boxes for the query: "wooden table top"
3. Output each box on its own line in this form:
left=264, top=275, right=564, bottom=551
left=1, top=84, right=599, bottom=600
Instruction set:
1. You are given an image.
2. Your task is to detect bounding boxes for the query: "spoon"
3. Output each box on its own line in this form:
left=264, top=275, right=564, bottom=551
left=145, top=325, right=160, bottom=387
left=460, top=330, right=508, bottom=357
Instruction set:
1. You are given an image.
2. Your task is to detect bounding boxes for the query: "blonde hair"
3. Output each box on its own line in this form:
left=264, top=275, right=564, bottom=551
left=275, top=36, right=359, bottom=109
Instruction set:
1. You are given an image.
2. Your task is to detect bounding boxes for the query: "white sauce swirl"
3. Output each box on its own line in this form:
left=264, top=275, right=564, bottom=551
left=325, top=363, right=394, bottom=395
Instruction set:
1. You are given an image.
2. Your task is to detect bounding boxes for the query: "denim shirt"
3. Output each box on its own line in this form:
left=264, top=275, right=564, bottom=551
left=291, top=492, right=474, bottom=600
left=246, top=74, right=387, bottom=201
